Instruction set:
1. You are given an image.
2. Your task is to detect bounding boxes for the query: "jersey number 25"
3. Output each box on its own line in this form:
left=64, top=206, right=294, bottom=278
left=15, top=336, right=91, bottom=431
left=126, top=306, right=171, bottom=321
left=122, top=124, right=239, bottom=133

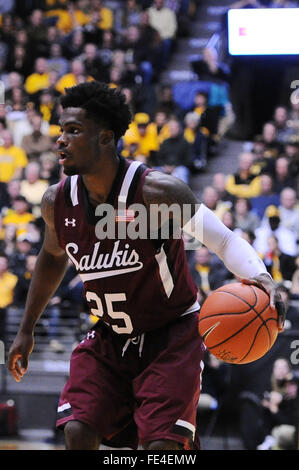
left=86, top=291, right=133, bottom=335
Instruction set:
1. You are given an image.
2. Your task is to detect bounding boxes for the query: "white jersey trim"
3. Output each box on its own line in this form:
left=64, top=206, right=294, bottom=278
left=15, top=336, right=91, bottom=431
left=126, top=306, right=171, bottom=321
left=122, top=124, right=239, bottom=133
left=155, top=245, right=175, bottom=298
left=118, top=161, right=143, bottom=206
left=70, top=175, right=79, bottom=206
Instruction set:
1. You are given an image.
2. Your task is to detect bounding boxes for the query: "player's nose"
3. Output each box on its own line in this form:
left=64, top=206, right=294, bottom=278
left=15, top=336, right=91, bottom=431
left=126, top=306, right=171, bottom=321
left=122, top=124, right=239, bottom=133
left=56, top=132, right=68, bottom=147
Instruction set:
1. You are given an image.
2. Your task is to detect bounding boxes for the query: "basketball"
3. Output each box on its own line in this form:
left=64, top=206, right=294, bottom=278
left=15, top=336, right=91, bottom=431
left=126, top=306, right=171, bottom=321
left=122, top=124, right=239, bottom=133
left=198, top=282, right=279, bottom=364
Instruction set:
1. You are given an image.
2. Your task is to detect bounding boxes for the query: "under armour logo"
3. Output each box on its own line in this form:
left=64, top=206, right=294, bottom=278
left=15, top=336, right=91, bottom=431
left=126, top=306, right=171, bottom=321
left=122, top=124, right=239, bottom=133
left=65, top=218, right=76, bottom=227
left=86, top=331, right=96, bottom=340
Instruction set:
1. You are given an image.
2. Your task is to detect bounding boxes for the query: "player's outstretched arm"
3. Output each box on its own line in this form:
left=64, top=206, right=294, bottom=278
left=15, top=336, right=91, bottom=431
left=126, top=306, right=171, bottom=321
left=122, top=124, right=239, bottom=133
left=143, top=172, right=285, bottom=331
left=7, top=185, right=68, bottom=382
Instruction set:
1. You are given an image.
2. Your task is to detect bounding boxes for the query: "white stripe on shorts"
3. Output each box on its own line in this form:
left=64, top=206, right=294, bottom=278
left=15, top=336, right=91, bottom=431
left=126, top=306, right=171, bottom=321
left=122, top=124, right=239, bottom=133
left=175, top=419, right=196, bottom=439
left=58, top=402, right=71, bottom=413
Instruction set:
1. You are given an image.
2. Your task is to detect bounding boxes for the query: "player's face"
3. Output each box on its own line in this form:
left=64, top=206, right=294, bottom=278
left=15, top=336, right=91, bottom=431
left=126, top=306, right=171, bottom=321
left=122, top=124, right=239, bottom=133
left=57, top=107, right=103, bottom=176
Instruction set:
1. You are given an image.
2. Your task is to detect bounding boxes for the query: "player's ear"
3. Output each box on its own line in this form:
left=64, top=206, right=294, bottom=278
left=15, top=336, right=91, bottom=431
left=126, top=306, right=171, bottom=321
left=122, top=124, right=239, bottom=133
left=98, top=130, right=114, bottom=145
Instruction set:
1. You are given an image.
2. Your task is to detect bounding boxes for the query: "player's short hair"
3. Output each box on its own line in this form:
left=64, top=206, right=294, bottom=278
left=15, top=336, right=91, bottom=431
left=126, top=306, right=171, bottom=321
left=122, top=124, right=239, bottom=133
left=60, top=81, right=132, bottom=143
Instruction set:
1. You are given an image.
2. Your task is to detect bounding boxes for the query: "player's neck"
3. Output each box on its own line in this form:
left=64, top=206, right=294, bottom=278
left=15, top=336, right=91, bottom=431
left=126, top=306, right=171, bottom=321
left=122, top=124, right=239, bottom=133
left=82, top=153, right=120, bottom=206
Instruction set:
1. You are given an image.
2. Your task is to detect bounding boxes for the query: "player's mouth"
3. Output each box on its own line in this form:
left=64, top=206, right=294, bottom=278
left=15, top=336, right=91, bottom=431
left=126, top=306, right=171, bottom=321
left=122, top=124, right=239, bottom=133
left=58, top=150, right=71, bottom=164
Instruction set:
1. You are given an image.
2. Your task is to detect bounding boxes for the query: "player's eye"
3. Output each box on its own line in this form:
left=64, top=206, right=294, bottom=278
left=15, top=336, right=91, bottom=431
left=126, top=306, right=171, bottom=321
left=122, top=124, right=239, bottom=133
left=69, top=127, right=80, bottom=134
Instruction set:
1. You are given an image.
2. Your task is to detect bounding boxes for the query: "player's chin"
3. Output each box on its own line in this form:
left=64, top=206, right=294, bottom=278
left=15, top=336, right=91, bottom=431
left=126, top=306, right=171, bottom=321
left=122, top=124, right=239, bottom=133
left=62, top=165, right=81, bottom=176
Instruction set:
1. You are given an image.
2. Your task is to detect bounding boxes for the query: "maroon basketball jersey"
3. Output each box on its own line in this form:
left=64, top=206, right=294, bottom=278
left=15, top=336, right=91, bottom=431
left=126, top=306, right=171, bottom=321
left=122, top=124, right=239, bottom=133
left=54, top=157, right=198, bottom=337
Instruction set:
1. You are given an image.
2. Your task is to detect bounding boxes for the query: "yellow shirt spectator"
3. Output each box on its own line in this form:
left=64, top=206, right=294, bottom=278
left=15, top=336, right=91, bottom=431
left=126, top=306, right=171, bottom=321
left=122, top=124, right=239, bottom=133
left=56, top=73, right=94, bottom=94
left=0, top=145, right=28, bottom=183
left=147, top=122, right=170, bottom=146
left=122, top=113, right=159, bottom=158
left=98, top=6, right=113, bottom=30
left=25, top=73, right=50, bottom=95
left=0, top=271, right=18, bottom=308
left=225, top=174, right=261, bottom=199
left=3, top=212, right=35, bottom=238
left=45, top=9, right=73, bottom=33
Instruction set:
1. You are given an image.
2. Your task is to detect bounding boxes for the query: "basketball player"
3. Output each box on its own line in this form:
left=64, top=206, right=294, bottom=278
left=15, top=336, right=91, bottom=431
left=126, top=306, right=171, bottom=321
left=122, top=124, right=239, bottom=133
left=7, top=82, right=284, bottom=450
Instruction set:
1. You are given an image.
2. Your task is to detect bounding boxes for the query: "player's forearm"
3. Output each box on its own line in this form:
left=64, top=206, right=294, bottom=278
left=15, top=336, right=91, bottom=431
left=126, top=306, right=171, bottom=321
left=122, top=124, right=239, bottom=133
left=183, top=204, right=267, bottom=279
left=19, top=248, right=68, bottom=334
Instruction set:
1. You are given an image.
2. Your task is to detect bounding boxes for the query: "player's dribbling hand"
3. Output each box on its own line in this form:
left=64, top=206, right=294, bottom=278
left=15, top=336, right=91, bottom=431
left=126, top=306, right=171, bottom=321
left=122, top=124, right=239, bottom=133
left=242, top=273, right=285, bottom=333
left=7, top=331, right=34, bottom=382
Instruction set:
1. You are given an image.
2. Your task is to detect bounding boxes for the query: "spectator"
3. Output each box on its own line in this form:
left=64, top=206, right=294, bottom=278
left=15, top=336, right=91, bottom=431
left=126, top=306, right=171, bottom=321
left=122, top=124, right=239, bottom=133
left=20, top=112, right=53, bottom=161
left=202, top=186, right=232, bottom=220
left=47, top=42, right=69, bottom=78
left=117, top=0, right=142, bottom=33
left=234, top=197, right=260, bottom=232
left=258, top=358, right=297, bottom=450
left=212, top=172, right=235, bottom=205
left=155, top=118, right=192, bottom=184
left=251, top=174, right=280, bottom=220
left=146, top=110, right=170, bottom=146
left=279, top=187, right=299, bottom=243
left=82, top=8, right=103, bottom=45
left=147, top=0, right=177, bottom=65
left=240, top=358, right=297, bottom=450
left=262, top=235, right=296, bottom=282
left=24, top=57, right=50, bottom=95
left=262, top=122, right=283, bottom=159
left=11, top=107, right=50, bottom=147
left=276, top=285, right=299, bottom=330
left=0, top=130, right=28, bottom=183
left=55, top=59, right=94, bottom=94
left=272, top=156, right=296, bottom=194
left=5, top=179, right=21, bottom=210
left=83, top=43, right=109, bottom=83
left=92, top=0, right=114, bottom=31
left=20, top=162, right=49, bottom=215
left=0, top=254, right=17, bottom=340
left=291, top=256, right=299, bottom=298
left=2, top=195, right=35, bottom=238
left=254, top=205, right=297, bottom=257
left=0, top=181, right=10, bottom=211
left=156, top=84, right=180, bottom=117
left=221, top=210, right=236, bottom=231
left=137, top=10, right=164, bottom=80
left=8, top=233, right=35, bottom=277
left=27, top=9, right=49, bottom=57
left=240, top=229, right=256, bottom=246
left=148, top=0, right=177, bottom=41
left=63, top=29, right=85, bottom=60
left=190, top=245, right=233, bottom=294
left=250, top=135, right=275, bottom=176
left=40, top=151, right=61, bottom=185
left=273, top=106, right=296, bottom=144
left=285, top=141, right=299, bottom=176
left=5, top=45, right=32, bottom=79
left=122, top=112, right=159, bottom=161
left=225, top=152, right=261, bottom=199
left=183, top=111, right=208, bottom=170
left=191, top=46, right=230, bottom=84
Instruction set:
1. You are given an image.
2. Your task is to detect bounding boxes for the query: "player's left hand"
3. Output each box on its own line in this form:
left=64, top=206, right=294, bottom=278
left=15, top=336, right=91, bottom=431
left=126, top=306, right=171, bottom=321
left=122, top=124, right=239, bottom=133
left=242, top=273, right=285, bottom=333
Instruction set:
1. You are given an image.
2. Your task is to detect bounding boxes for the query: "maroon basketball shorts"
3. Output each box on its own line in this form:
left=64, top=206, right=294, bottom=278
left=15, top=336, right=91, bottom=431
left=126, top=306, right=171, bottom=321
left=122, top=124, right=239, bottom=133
left=56, top=312, right=205, bottom=449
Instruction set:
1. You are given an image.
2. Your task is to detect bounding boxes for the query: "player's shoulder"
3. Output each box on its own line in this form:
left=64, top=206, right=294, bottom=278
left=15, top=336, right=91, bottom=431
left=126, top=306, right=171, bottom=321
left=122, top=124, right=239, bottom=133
left=143, top=170, right=198, bottom=207
left=41, top=183, right=60, bottom=228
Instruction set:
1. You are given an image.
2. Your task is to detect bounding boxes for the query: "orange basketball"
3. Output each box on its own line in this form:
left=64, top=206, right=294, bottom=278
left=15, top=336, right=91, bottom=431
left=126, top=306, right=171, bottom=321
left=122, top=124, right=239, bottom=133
left=198, top=282, right=279, bottom=364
